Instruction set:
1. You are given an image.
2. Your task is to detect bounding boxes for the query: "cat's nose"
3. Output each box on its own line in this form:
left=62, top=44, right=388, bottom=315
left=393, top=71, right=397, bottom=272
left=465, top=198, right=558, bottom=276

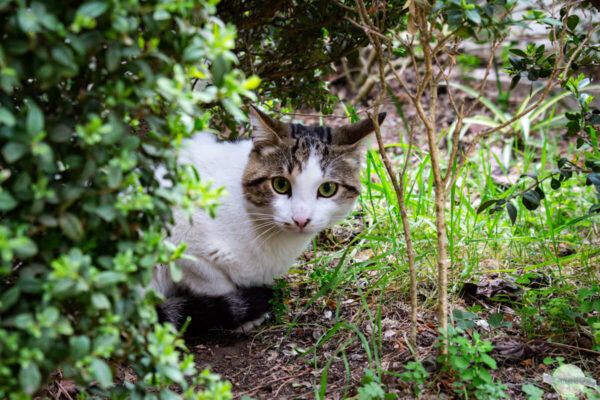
left=293, top=217, right=311, bottom=229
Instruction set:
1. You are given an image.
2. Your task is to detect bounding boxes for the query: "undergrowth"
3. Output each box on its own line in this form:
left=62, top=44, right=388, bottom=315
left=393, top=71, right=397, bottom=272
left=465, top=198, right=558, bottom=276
left=276, top=89, right=600, bottom=398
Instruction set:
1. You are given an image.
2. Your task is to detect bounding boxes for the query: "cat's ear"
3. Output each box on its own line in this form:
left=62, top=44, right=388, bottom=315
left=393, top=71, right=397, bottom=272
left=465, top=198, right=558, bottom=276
left=331, top=112, right=386, bottom=146
left=248, top=106, right=289, bottom=146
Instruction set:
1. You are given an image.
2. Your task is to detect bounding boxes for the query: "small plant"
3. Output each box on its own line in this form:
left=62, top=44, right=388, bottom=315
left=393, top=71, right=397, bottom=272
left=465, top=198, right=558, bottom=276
left=399, top=360, right=430, bottom=396
left=517, top=288, right=580, bottom=337
left=578, top=285, right=600, bottom=349
left=436, top=326, right=508, bottom=399
left=476, top=74, right=600, bottom=226
left=357, top=369, right=395, bottom=400
left=270, top=278, right=291, bottom=323
left=522, top=383, right=545, bottom=400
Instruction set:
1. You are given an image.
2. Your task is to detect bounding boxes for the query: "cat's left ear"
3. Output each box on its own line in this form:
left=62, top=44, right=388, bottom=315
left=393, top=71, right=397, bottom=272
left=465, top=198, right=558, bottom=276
left=248, top=106, right=290, bottom=147
left=331, top=112, right=386, bottom=146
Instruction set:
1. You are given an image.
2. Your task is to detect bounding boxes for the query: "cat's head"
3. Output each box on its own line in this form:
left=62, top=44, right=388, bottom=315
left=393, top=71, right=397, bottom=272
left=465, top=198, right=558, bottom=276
left=242, top=106, right=386, bottom=235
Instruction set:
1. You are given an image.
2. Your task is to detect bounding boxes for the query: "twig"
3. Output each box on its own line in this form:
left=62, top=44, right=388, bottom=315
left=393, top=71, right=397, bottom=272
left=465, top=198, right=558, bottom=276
left=234, top=369, right=310, bottom=399
left=527, top=339, right=600, bottom=356
left=263, top=100, right=400, bottom=119
left=354, top=0, right=420, bottom=351
left=341, top=57, right=358, bottom=93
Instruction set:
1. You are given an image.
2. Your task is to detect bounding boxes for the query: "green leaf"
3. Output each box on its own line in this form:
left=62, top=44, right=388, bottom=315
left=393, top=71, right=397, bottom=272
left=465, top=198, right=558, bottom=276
left=0, top=107, right=16, bottom=126
left=243, top=75, right=261, bottom=90
left=0, top=190, right=17, bottom=211
left=158, top=365, right=184, bottom=383
left=479, top=353, right=497, bottom=369
left=566, top=15, right=579, bottom=31
left=477, top=367, right=493, bottom=383
left=465, top=9, right=481, bottom=24
left=534, top=186, right=545, bottom=200
left=26, top=102, right=44, bottom=136
left=77, top=1, right=108, bottom=19
left=540, top=17, right=562, bottom=26
left=522, top=383, right=544, bottom=399
left=94, top=271, right=125, bottom=287
left=106, top=163, right=122, bottom=188
left=550, top=178, right=561, bottom=190
left=2, top=142, right=28, bottom=163
left=94, top=205, right=117, bottom=221
left=14, top=238, right=38, bottom=258
left=506, top=202, right=517, bottom=225
left=488, top=313, right=504, bottom=328
left=91, top=293, right=111, bottom=309
left=212, top=53, right=228, bottom=86
left=522, top=191, right=540, bottom=211
left=90, top=358, right=113, bottom=388
left=17, top=9, right=39, bottom=33
left=106, top=44, right=120, bottom=72
left=587, top=173, right=600, bottom=187
left=51, top=45, right=75, bottom=68
left=509, top=49, right=528, bottom=57
left=593, top=299, right=600, bottom=313
left=450, top=356, right=470, bottom=370
left=477, top=199, right=497, bottom=214
left=19, top=362, right=41, bottom=396
left=169, top=262, right=183, bottom=283
left=59, top=213, right=84, bottom=241
left=0, top=287, right=20, bottom=312
left=70, top=335, right=90, bottom=359
left=510, top=74, right=521, bottom=90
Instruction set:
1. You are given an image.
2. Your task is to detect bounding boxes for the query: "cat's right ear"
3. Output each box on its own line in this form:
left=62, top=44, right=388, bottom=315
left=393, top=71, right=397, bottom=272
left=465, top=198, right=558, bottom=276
left=248, top=106, right=289, bottom=147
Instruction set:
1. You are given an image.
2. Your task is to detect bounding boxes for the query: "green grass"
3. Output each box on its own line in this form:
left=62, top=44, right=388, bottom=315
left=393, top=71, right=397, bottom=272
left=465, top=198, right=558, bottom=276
left=275, top=105, right=600, bottom=398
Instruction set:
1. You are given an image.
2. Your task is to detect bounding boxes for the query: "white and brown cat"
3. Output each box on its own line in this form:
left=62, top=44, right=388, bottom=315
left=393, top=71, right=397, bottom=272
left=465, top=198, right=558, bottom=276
left=152, top=106, right=386, bottom=337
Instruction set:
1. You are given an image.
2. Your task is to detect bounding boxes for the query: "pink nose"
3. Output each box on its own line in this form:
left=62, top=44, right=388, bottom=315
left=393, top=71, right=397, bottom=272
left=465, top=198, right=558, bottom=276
left=293, top=217, right=311, bottom=229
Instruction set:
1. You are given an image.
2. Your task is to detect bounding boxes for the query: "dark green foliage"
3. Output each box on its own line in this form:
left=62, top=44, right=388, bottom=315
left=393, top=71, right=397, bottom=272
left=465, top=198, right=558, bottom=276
left=216, top=0, right=406, bottom=114
left=0, top=0, right=255, bottom=397
left=476, top=74, right=600, bottom=224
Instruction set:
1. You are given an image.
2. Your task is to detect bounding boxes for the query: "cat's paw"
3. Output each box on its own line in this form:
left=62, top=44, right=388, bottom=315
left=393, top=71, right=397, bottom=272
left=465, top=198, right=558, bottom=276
left=234, top=313, right=269, bottom=334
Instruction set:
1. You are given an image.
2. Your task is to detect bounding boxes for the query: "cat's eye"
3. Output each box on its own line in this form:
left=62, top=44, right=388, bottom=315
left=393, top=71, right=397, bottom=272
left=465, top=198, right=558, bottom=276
left=318, top=182, right=338, bottom=198
left=272, top=177, right=291, bottom=195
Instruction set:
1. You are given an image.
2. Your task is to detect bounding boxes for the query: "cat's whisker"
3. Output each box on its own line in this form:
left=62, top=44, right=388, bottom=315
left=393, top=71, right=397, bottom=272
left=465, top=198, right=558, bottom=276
left=249, top=216, right=274, bottom=222
left=253, top=224, right=280, bottom=246
left=256, top=226, right=280, bottom=249
left=252, top=222, right=277, bottom=231
left=245, top=212, right=275, bottom=216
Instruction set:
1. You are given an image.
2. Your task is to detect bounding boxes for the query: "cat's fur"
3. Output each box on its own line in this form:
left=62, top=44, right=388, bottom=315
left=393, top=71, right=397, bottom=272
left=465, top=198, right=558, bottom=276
left=152, top=107, right=385, bottom=337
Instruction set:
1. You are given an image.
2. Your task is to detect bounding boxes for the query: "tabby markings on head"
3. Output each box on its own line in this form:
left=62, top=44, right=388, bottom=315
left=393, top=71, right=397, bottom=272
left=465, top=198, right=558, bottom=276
left=242, top=106, right=386, bottom=218
left=289, top=123, right=333, bottom=144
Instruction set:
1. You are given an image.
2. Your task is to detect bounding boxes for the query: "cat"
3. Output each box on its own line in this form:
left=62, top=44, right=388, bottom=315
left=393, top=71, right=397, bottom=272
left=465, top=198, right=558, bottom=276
left=152, top=106, right=386, bottom=337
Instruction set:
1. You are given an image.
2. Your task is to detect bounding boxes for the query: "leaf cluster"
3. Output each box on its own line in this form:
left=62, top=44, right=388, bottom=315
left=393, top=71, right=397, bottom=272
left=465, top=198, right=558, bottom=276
left=436, top=325, right=508, bottom=400
left=0, top=0, right=252, bottom=398
left=214, top=0, right=406, bottom=116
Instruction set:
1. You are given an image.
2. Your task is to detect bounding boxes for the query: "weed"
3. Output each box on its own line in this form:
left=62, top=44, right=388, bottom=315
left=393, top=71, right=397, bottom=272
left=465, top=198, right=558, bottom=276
left=357, top=369, right=395, bottom=400
left=399, top=361, right=430, bottom=396
left=436, top=326, right=508, bottom=399
left=521, top=383, right=544, bottom=400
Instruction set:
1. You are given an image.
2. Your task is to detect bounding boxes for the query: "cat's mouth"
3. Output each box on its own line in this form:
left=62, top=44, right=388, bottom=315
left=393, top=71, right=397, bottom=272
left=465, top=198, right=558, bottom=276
left=282, top=222, right=317, bottom=234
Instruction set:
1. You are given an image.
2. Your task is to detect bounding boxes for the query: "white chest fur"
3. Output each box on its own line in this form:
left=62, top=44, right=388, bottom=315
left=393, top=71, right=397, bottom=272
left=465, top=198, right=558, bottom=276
left=151, top=133, right=314, bottom=297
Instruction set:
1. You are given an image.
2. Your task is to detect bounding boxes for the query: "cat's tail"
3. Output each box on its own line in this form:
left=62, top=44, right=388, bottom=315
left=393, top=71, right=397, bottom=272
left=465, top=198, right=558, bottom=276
left=156, top=286, right=274, bottom=338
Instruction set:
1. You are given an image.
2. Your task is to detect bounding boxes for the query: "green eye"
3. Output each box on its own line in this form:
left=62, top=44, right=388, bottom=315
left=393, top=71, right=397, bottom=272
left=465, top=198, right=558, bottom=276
left=318, top=182, right=338, bottom=198
left=272, top=177, right=291, bottom=194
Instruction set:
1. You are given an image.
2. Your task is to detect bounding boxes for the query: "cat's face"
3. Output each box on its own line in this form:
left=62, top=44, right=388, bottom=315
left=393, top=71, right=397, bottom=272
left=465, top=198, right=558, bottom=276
left=242, top=107, right=386, bottom=235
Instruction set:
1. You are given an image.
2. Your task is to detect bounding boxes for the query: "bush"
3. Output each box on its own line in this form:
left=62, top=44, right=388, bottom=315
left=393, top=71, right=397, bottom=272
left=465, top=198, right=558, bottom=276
left=0, top=0, right=256, bottom=397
